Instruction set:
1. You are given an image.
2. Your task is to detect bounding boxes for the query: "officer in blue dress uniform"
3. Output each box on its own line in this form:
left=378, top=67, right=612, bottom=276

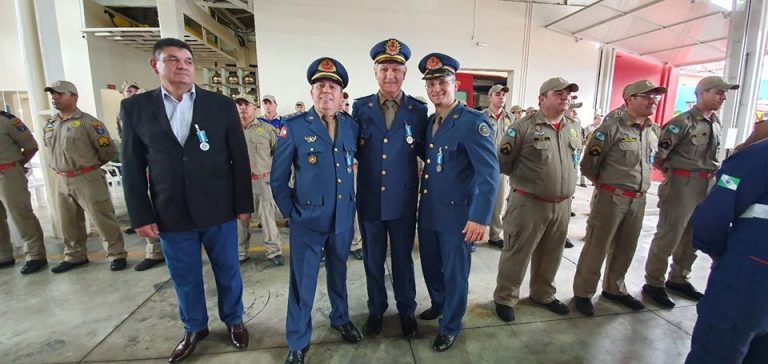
left=417, top=53, right=499, bottom=352
left=685, top=128, right=768, bottom=364
left=271, top=57, right=362, bottom=364
left=352, top=38, right=428, bottom=338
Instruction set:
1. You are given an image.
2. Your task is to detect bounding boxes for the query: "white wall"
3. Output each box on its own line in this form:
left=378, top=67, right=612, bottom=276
left=251, top=0, right=600, bottom=123
left=0, top=0, right=28, bottom=91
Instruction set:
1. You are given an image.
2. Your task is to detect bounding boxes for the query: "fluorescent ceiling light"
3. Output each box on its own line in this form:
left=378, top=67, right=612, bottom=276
left=708, top=0, right=732, bottom=11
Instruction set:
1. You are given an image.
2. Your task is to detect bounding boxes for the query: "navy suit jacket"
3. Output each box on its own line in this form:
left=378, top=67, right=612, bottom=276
left=418, top=102, right=499, bottom=232
left=120, top=86, right=253, bottom=232
left=271, top=107, right=359, bottom=234
left=352, top=93, right=428, bottom=221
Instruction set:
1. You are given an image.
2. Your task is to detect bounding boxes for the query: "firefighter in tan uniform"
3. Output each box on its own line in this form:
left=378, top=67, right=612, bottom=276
left=235, top=95, right=284, bottom=266
left=572, top=80, right=667, bottom=316
left=642, top=76, right=739, bottom=308
left=0, top=111, right=48, bottom=274
left=118, top=81, right=165, bottom=272
left=43, top=80, right=127, bottom=273
left=509, top=105, right=523, bottom=121
left=484, top=84, right=513, bottom=250
left=494, top=77, right=582, bottom=321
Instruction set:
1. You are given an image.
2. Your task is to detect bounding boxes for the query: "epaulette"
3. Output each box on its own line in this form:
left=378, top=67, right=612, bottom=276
left=408, top=94, right=427, bottom=105
left=0, top=110, right=16, bottom=120
left=283, top=112, right=305, bottom=123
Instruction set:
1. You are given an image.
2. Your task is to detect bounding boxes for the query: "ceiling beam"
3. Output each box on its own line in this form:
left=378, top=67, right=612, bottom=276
left=606, top=11, right=724, bottom=44
left=640, top=36, right=728, bottom=56
left=545, top=0, right=606, bottom=28
left=570, top=0, right=665, bottom=34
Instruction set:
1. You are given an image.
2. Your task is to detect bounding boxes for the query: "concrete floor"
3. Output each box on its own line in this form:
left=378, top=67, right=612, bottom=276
left=0, top=183, right=708, bottom=364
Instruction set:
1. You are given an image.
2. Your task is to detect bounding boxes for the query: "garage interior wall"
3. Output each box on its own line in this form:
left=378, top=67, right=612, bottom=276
left=2, top=0, right=602, bottom=126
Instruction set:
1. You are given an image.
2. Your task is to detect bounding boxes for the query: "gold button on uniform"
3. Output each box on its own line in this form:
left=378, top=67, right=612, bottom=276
left=426, top=159, right=431, bottom=164
left=336, top=163, right=340, bottom=167
left=381, top=186, right=386, bottom=192
left=382, top=154, right=387, bottom=160
left=429, top=144, right=434, bottom=148
left=422, top=189, right=428, bottom=194
left=337, top=178, right=342, bottom=184
left=383, top=138, right=389, bottom=143
left=338, top=194, right=342, bottom=200
left=381, top=170, right=387, bottom=176
left=334, top=147, right=338, bottom=152
left=424, top=174, right=429, bottom=179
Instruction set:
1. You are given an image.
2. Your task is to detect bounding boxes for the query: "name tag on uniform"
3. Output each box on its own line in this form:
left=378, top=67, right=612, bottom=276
left=620, top=137, right=638, bottom=143
left=534, top=137, right=551, bottom=142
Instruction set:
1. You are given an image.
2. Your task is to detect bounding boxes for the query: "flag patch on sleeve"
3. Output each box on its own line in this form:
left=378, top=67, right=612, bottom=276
left=717, top=174, right=741, bottom=191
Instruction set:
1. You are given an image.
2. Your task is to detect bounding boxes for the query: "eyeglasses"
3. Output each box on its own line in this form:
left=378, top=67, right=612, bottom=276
left=160, top=57, right=194, bottom=66
left=633, top=94, right=663, bottom=102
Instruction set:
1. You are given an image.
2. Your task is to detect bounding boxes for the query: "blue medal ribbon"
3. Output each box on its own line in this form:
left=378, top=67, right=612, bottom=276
left=405, top=123, right=414, bottom=144
left=345, top=151, right=353, bottom=173
left=436, top=147, right=444, bottom=172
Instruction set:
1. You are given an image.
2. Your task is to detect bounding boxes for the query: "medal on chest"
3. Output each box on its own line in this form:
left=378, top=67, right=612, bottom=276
left=195, top=124, right=209, bottom=151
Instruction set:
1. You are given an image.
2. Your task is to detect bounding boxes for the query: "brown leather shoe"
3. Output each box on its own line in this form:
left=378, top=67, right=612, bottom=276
left=169, top=328, right=209, bottom=363
left=227, top=323, right=249, bottom=349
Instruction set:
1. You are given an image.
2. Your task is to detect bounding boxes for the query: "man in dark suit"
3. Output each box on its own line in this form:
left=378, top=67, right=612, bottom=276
left=271, top=57, right=361, bottom=364
left=120, top=38, right=253, bottom=363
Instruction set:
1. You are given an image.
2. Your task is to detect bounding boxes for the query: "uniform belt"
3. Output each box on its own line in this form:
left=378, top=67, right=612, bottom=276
left=513, top=188, right=569, bottom=204
left=57, top=165, right=100, bottom=177
left=251, top=172, right=270, bottom=181
left=600, top=184, right=645, bottom=198
left=739, top=203, right=768, bottom=220
left=0, top=162, right=18, bottom=171
left=672, top=169, right=715, bottom=180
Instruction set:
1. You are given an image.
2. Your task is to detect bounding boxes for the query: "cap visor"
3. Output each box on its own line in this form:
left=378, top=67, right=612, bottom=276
left=311, top=73, right=344, bottom=87
left=374, top=55, right=406, bottom=64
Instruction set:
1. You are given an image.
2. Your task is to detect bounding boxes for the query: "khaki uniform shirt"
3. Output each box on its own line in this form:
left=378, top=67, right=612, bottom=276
left=484, top=108, right=514, bottom=146
left=0, top=112, right=38, bottom=164
left=43, top=108, right=117, bottom=172
left=498, top=112, right=582, bottom=199
left=580, top=112, right=659, bottom=192
left=655, top=106, right=721, bottom=172
left=243, top=119, right=278, bottom=174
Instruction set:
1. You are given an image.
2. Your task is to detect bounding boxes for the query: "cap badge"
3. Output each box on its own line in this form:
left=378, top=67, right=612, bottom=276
left=385, top=39, right=400, bottom=55
left=426, top=56, right=442, bottom=70
left=319, top=59, right=336, bottom=73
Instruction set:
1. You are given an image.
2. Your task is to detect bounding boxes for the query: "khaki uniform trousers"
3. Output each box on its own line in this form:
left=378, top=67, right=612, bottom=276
left=55, top=170, right=126, bottom=262
left=144, top=237, right=163, bottom=259
left=0, top=165, right=46, bottom=262
left=495, top=192, right=571, bottom=306
left=645, top=174, right=711, bottom=287
left=573, top=188, right=646, bottom=297
left=238, top=179, right=282, bottom=259
left=489, top=174, right=509, bottom=241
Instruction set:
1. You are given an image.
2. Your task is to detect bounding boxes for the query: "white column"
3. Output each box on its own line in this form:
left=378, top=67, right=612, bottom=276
left=15, top=0, right=62, bottom=237
left=157, top=0, right=185, bottom=40
left=595, top=45, right=616, bottom=116
left=720, top=0, right=768, bottom=158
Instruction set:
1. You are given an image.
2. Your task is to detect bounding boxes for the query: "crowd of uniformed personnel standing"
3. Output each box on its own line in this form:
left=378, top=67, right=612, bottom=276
left=0, top=36, right=764, bottom=364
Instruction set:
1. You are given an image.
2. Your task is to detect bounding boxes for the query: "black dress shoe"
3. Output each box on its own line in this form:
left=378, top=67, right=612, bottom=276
left=350, top=249, right=363, bottom=260
left=642, top=284, right=675, bottom=308
left=365, top=314, right=383, bottom=336
left=271, top=255, right=285, bottom=266
left=495, top=303, right=515, bottom=322
left=418, top=306, right=442, bottom=320
left=488, top=239, right=504, bottom=248
left=601, top=291, right=645, bottom=310
left=110, top=258, right=127, bottom=271
left=0, top=259, right=16, bottom=269
left=665, top=281, right=704, bottom=301
left=531, top=298, right=570, bottom=315
left=134, top=258, right=164, bottom=271
left=573, top=297, right=594, bottom=316
left=400, top=314, right=417, bottom=338
left=169, top=328, right=209, bottom=363
left=432, top=333, right=456, bottom=352
left=331, top=322, right=362, bottom=343
left=227, top=323, right=249, bottom=349
left=20, top=259, right=47, bottom=275
left=565, top=238, right=574, bottom=248
left=51, top=260, right=89, bottom=274
left=285, top=346, right=310, bottom=364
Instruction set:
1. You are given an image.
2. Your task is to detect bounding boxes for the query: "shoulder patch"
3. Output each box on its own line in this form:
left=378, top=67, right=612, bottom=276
left=593, top=131, right=606, bottom=141
left=97, top=136, right=110, bottom=147
left=500, top=142, right=512, bottom=155
left=506, top=127, right=518, bottom=137
left=659, top=139, right=671, bottom=149
left=12, top=119, right=28, bottom=132
left=479, top=123, right=491, bottom=137
left=589, top=145, right=602, bottom=156
left=92, top=122, right=106, bottom=135
left=717, top=174, right=740, bottom=191
left=278, top=125, right=288, bottom=138
left=666, top=124, right=681, bottom=134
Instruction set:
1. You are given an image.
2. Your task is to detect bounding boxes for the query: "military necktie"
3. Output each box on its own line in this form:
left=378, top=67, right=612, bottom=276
left=432, top=115, right=443, bottom=137
left=323, top=115, right=336, bottom=143
left=384, top=99, right=396, bottom=130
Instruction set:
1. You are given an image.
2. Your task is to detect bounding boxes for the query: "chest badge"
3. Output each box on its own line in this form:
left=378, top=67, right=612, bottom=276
left=308, top=154, right=317, bottom=165
left=304, top=135, right=317, bottom=143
